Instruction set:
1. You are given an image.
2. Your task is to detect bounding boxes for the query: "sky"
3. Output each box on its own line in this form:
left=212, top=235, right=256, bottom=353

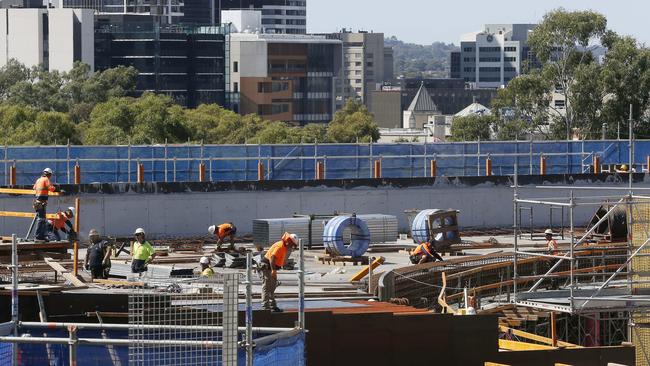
left=308, top=0, right=650, bottom=45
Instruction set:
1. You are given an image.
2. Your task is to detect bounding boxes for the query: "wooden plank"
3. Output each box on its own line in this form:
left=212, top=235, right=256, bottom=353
left=499, top=325, right=579, bottom=348
left=43, top=257, right=86, bottom=288
left=92, top=279, right=144, bottom=287
left=498, top=339, right=554, bottom=351
left=0, top=211, right=58, bottom=219
left=0, top=188, right=61, bottom=196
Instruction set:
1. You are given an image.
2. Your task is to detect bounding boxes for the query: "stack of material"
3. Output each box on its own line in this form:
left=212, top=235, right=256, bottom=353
left=224, top=253, right=246, bottom=269
left=253, top=214, right=398, bottom=248
left=212, top=253, right=226, bottom=268
left=110, top=262, right=194, bottom=278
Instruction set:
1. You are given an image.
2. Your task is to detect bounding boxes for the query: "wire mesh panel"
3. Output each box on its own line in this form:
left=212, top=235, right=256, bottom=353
left=630, top=198, right=650, bottom=366
left=128, top=275, right=235, bottom=366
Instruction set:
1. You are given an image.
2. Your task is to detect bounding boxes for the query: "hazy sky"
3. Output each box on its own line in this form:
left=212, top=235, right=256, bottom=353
left=308, top=0, right=650, bottom=45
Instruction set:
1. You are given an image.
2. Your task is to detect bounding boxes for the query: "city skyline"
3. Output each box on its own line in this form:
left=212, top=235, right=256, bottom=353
left=309, top=0, right=650, bottom=45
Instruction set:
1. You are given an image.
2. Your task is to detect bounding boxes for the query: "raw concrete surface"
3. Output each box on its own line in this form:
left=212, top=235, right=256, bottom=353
left=0, top=179, right=646, bottom=239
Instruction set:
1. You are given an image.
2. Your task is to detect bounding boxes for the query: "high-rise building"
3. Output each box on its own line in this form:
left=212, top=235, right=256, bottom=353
left=228, top=12, right=342, bottom=125
left=58, top=0, right=184, bottom=24
left=182, top=0, right=306, bottom=32
left=95, top=14, right=229, bottom=108
left=0, top=8, right=94, bottom=72
left=324, top=30, right=391, bottom=107
left=450, top=24, right=536, bottom=88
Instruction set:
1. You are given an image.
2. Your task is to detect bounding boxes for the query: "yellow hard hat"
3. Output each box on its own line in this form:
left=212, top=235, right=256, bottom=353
left=621, top=164, right=628, bottom=170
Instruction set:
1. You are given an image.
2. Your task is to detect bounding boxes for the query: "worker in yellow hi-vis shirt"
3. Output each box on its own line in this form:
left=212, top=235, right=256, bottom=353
left=131, top=228, right=156, bottom=274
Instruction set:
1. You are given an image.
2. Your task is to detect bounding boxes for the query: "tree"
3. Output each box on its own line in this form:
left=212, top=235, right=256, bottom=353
left=449, top=115, right=494, bottom=142
left=527, top=8, right=607, bottom=139
left=129, top=93, right=191, bottom=144
left=326, top=99, right=379, bottom=143
left=0, top=60, right=30, bottom=100
left=13, top=111, right=80, bottom=145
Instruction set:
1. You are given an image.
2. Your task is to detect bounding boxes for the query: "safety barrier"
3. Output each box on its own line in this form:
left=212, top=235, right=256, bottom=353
left=0, top=140, right=645, bottom=184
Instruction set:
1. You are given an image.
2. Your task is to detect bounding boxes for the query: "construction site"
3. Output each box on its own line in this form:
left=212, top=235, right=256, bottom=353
left=2, top=140, right=650, bottom=366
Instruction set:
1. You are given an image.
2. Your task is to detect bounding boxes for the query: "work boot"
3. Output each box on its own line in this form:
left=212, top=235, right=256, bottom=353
left=271, top=306, right=283, bottom=313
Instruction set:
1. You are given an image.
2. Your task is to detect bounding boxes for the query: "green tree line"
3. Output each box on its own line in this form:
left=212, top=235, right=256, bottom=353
left=0, top=60, right=379, bottom=145
left=451, top=8, right=650, bottom=141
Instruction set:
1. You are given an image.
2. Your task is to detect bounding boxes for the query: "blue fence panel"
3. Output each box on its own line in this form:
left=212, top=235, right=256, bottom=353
left=2, top=140, right=650, bottom=184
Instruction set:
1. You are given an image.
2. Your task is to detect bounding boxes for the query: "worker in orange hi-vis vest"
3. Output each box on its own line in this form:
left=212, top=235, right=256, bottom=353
left=409, top=241, right=444, bottom=264
left=545, top=229, right=559, bottom=254
left=33, top=168, right=61, bottom=242
left=259, top=232, right=299, bottom=312
left=208, top=223, right=237, bottom=250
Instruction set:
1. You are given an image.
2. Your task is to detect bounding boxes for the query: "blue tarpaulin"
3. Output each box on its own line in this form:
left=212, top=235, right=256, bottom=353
left=0, top=140, right=643, bottom=184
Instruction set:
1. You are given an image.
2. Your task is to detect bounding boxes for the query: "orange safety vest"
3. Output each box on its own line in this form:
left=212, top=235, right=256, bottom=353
left=547, top=239, right=559, bottom=252
left=49, top=212, right=70, bottom=230
left=33, top=176, right=55, bottom=197
left=411, top=243, right=433, bottom=257
left=217, top=223, right=234, bottom=240
left=264, top=240, right=288, bottom=268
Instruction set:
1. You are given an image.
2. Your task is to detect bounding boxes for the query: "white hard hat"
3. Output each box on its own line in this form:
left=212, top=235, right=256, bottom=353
left=288, top=233, right=299, bottom=245
left=88, top=228, right=99, bottom=237
left=134, top=228, right=145, bottom=235
left=199, top=256, right=210, bottom=265
left=67, top=207, right=75, bottom=217
left=208, top=225, right=216, bottom=235
left=43, top=168, right=53, bottom=174
left=544, top=229, right=553, bottom=235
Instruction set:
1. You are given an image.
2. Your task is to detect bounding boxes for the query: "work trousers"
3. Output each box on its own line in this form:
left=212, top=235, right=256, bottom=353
left=34, top=198, right=48, bottom=240
left=90, top=265, right=106, bottom=280
left=261, top=268, right=278, bottom=309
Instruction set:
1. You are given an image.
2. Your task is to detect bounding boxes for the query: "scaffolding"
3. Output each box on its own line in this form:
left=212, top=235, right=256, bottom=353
left=0, top=241, right=307, bottom=366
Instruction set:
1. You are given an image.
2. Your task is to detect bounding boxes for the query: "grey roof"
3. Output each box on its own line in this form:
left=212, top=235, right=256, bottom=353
left=407, top=83, right=438, bottom=112
left=455, top=102, right=492, bottom=117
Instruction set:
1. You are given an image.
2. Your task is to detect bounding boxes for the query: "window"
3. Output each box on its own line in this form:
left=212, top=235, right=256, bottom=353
left=479, top=76, right=501, bottom=82
left=463, top=57, right=475, bottom=62
left=258, top=82, right=289, bottom=93
left=554, top=100, right=566, bottom=109
left=479, top=57, right=501, bottom=62
left=366, top=53, right=374, bottom=59
left=355, top=70, right=361, bottom=75
left=504, top=46, right=517, bottom=52
left=463, top=47, right=473, bottom=52
left=504, top=66, right=516, bottom=72
left=233, top=82, right=239, bottom=93
left=463, top=67, right=475, bottom=72
left=479, top=47, right=501, bottom=52
left=504, top=57, right=516, bottom=62
left=355, top=62, right=362, bottom=66
left=479, top=67, right=500, bottom=72
left=354, top=53, right=362, bottom=58
left=355, top=79, right=362, bottom=83
left=233, top=61, right=238, bottom=73
left=355, top=87, right=362, bottom=92
left=367, top=62, right=373, bottom=67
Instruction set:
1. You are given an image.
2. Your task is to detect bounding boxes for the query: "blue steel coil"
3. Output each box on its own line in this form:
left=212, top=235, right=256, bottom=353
left=322, top=216, right=371, bottom=257
left=411, top=209, right=458, bottom=244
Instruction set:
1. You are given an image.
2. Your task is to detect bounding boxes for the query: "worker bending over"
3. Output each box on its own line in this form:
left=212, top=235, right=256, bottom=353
left=33, top=168, right=60, bottom=242
left=208, top=223, right=237, bottom=251
left=409, top=241, right=443, bottom=264
left=48, top=207, right=76, bottom=241
left=259, top=232, right=299, bottom=312
left=131, top=228, right=156, bottom=274
left=199, top=256, right=214, bottom=277
left=84, top=229, right=112, bottom=280
left=545, top=229, right=559, bottom=254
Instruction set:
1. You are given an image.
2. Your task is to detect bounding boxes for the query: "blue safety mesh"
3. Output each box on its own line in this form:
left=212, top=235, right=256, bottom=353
left=0, top=140, right=642, bottom=184
left=0, top=329, right=306, bottom=366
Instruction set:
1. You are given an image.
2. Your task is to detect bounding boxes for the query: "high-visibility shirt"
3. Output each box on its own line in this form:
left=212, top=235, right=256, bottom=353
left=264, top=241, right=288, bottom=268
left=547, top=239, right=559, bottom=252
left=411, top=243, right=434, bottom=258
left=33, top=176, right=55, bottom=197
left=133, top=241, right=155, bottom=261
left=217, top=223, right=234, bottom=240
left=49, top=212, right=71, bottom=231
left=201, top=267, right=215, bottom=277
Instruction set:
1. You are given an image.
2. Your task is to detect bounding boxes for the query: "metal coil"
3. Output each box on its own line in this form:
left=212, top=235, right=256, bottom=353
left=410, top=209, right=458, bottom=244
left=323, top=216, right=371, bottom=257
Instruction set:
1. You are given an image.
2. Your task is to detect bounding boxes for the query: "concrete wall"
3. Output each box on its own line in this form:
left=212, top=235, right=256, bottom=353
left=0, top=175, right=644, bottom=240
left=0, top=9, right=44, bottom=68
left=48, top=9, right=75, bottom=72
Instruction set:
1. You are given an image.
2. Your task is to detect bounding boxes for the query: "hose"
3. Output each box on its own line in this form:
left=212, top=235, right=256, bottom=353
left=322, top=216, right=371, bottom=257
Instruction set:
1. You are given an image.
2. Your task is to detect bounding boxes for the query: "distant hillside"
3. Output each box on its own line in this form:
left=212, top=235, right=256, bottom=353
left=385, top=36, right=458, bottom=79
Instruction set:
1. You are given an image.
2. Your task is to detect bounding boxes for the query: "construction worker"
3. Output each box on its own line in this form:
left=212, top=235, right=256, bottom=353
left=47, top=207, right=76, bottom=241
left=84, top=229, right=112, bottom=280
left=545, top=229, right=559, bottom=254
left=199, top=256, right=214, bottom=277
left=33, top=168, right=59, bottom=242
left=409, top=241, right=444, bottom=264
left=208, top=223, right=237, bottom=250
left=259, top=232, right=299, bottom=312
left=131, top=228, right=156, bottom=274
